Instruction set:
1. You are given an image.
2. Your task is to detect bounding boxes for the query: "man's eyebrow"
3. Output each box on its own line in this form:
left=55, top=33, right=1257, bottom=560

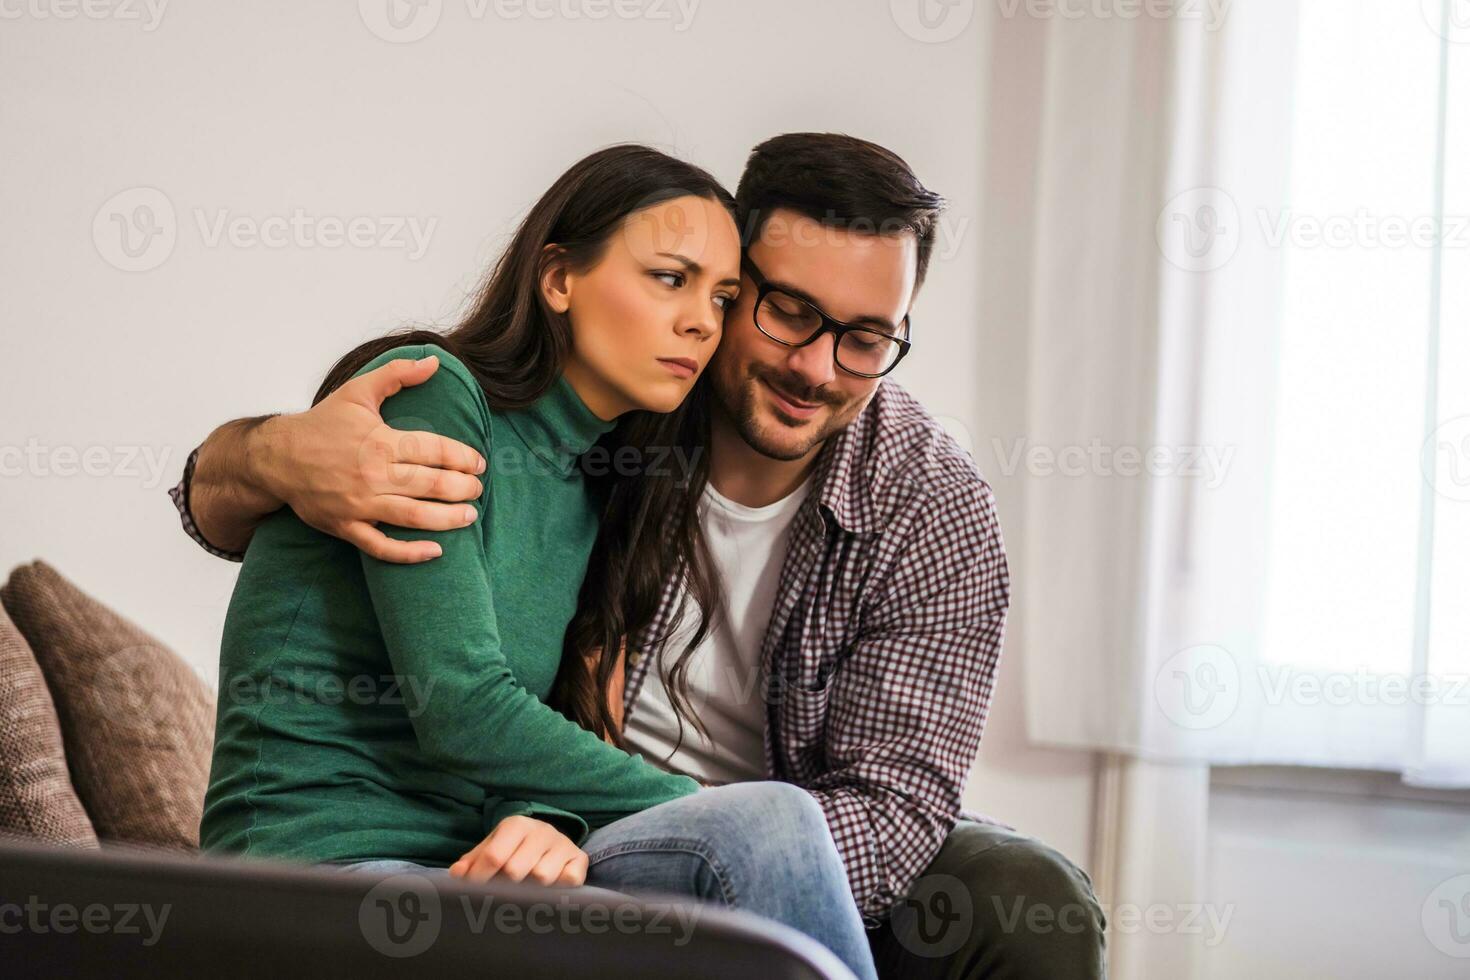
left=657, top=251, right=742, bottom=290
left=761, top=274, right=900, bottom=332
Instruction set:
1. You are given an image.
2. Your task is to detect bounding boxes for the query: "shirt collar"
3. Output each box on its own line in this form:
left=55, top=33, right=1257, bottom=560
left=809, top=386, right=883, bottom=535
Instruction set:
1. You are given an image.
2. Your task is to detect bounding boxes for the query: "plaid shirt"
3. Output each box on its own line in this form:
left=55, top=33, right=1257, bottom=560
left=169, top=380, right=1009, bottom=924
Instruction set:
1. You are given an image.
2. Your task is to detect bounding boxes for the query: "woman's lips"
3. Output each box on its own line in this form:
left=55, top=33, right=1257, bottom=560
left=762, top=378, right=822, bottom=420
left=657, top=357, right=698, bottom=379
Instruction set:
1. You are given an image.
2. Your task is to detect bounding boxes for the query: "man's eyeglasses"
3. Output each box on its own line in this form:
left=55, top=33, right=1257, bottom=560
left=742, top=257, right=911, bottom=379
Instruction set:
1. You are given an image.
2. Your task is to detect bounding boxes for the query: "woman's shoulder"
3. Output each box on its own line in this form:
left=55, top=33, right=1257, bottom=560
left=352, top=342, right=491, bottom=434
left=353, top=341, right=478, bottom=392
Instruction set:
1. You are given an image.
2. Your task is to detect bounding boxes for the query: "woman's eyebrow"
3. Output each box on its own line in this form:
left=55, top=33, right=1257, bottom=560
left=657, top=251, right=741, bottom=289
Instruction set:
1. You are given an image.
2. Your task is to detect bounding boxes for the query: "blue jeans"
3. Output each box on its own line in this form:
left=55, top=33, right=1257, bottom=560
left=344, top=782, right=877, bottom=980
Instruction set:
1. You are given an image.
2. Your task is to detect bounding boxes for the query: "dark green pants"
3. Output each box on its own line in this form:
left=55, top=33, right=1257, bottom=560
left=867, top=821, right=1107, bottom=979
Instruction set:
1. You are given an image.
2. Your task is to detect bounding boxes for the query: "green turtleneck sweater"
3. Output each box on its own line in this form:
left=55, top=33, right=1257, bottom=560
left=200, top=343, right=698, bottom=866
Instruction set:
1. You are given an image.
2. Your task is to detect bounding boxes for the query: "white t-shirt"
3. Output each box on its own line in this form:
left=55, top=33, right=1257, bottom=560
left=622, top=477, right=813, bottom=785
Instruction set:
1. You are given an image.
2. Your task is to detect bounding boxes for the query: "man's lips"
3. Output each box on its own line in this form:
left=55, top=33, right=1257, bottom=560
left=761, top=378, right=823, bottom=420
left=657, top=357, right=698, bottom=379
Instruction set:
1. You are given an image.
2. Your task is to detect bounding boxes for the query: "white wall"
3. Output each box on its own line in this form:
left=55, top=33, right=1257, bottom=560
left=0, top=1, right=1099, bottom=868
left=965, top=3, right=1101, bottom=867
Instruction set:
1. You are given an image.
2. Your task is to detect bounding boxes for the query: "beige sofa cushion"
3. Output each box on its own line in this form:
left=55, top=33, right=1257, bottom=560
left=0, top=602, right=99, bottom=847
left=1, top=561, right=214, bottom=850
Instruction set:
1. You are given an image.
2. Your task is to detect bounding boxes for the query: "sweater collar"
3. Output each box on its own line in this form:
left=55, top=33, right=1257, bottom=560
left=503, top=374, right=615, bottom=476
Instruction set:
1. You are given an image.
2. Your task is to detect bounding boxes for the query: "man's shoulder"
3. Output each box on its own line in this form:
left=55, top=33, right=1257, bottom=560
left=848, top=380, right=994, bottom=514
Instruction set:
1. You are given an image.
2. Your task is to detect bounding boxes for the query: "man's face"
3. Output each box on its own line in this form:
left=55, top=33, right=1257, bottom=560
left=708, top=209, right=918, bottom=462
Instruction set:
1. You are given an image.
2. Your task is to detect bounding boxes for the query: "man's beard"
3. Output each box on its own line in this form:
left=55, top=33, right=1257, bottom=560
left=719, top=363, right=850, bottom=462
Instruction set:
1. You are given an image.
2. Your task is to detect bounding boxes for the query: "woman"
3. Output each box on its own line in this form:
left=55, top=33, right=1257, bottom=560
left=200, top=145, right=876, bottom=979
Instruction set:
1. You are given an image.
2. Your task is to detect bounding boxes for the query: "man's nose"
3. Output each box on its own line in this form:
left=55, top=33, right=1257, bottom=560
left=785, top=331, right=838, bottom=389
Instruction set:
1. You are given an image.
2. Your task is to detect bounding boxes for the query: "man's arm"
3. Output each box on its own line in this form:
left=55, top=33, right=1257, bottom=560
left=806, top=480, right=1009, bottom=924
left=172, top=353, right=488, bottom=564
left=179, top=413, right=287, bottom=559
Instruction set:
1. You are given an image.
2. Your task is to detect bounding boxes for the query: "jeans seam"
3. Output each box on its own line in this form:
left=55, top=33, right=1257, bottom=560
left=586, top=837, right=739, bottom=908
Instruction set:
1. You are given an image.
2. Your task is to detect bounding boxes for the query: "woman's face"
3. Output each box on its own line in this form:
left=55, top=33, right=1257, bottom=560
left=546, top=194, right=742, bottom=418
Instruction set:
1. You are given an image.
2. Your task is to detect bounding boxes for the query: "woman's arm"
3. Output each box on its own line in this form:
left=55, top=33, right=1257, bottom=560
left=357, top=345, right=698, bottom=834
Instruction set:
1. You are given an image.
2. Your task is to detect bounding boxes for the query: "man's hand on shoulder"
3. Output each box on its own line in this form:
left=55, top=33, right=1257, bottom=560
left=190, top=354, right=487, bottom=564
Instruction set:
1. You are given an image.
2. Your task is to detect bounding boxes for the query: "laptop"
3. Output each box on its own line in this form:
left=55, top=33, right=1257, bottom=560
left=0, top=838, right=850, bottom=979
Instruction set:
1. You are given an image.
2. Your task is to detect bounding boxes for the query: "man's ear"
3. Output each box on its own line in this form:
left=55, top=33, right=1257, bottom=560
left=540, top=244, right=572, bottom=314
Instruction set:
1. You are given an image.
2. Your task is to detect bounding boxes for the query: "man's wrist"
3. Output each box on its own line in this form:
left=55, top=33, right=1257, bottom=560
left=239, top=412, right=291, bottom=508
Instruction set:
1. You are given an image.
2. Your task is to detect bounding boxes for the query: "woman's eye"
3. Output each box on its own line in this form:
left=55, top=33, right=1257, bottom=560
left=714, top=294, right=735, bottom=312
left=652, top=271, right=685, bottom=288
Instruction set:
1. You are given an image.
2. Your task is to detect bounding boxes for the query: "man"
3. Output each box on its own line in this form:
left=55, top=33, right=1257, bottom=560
left=172, top=133, right=1106, bottom=978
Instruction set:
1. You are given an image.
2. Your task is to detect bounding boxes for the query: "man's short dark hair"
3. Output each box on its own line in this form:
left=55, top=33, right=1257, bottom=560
left=735, top=132, right=946, bottom=287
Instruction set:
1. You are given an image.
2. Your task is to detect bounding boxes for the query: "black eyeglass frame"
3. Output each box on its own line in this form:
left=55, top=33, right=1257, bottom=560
left=741, top=257, right=912, bottom=379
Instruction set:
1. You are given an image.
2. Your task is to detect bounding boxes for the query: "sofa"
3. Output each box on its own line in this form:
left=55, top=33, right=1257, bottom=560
left=0, top=560, right=848, bottom=979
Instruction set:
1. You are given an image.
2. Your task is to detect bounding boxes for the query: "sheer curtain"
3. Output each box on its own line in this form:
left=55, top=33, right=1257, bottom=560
left=1022, top=0, right=1470, bottom=788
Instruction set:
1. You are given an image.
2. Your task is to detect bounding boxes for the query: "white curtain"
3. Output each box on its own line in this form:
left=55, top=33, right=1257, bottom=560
left=1022, top=0, right=1470, bottom=788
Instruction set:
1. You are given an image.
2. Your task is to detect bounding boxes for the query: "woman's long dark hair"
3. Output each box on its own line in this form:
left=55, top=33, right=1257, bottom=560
left=313, top=144, right=727, bottom=745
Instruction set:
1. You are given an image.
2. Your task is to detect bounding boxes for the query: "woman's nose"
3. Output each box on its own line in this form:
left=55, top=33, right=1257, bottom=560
left=677, top=300, right=720, bottom=341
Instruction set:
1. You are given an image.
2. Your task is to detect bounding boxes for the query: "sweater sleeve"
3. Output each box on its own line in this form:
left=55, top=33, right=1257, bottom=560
left=354, top=345, right=697, bottom=836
